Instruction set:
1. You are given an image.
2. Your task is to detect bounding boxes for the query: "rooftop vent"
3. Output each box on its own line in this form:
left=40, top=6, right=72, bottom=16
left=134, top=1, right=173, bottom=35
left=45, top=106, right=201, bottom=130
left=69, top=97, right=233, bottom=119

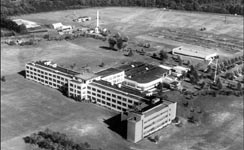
left=131, top=65, right=135, bottom=68
left=145, top=67, right=149, bottom=70
left=118, top=84, right=122, bottom=88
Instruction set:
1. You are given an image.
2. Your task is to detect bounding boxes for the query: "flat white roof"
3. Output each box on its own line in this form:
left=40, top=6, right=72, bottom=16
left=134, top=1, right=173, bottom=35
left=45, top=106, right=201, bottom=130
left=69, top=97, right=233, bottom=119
left=13, top=19, right=40, bottom=28
left=173, top=46, right=217, bottom=59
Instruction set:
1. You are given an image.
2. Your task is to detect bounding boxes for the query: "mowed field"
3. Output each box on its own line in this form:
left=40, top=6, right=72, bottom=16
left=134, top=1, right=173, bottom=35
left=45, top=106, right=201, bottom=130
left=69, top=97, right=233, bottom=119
left=1, top=7, right=243, bottom=150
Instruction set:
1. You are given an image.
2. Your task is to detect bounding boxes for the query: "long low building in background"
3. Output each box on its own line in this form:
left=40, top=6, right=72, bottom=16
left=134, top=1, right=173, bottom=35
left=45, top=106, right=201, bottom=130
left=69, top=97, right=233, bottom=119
left=172, top=46, right=218, bottom=61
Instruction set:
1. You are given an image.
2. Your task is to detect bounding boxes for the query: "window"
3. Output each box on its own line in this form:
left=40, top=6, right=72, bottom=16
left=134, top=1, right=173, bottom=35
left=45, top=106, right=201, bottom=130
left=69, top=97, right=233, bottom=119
left=97, top=90, right=101, bottom=93
left=70, top=88, right=73, bottom=92
left=77, top=86, right=81, bottom=89
left=53, top=84, right=57, bottom=87
left=128, top=100, right=133, bottom=103
left=88, top=86, right=91, bottom=89
left=92, top=92, right=96, bottom=96
left=112, top=104, right=116, bottom=108
left=107, top=93, right=111, bottom=96
left=53, top=79, right=56, bottom=82
left=112, top=94, right=116, bottom=98
left=53, top=75, right=56, bottom=78
left=57, top=80, right=60, bottom=83
left=112, top=99, right=116, bottom=103
left=97, top=99, right=101, bottom=102
left=102, top=96, right=105, bottom=99
left=97, top=94, right=101, bottom=97
left=57, top=76, right=60, bottom=79
left=26, top=70, right=29, bottom=73
left=117, top=101, right=121, bottom=105
left=70, top=83, right=74, bottom=87
left=122, top=103, right=126, bottom=107
left=107, top=97, right=111, bottom=101
left=117, top=106, right=122, bottom=110
left=49, top=82, right=52, bottom=85
left=26, top=66, right=29, bottom=69
left=87, top=91, right=91, bottom=94
left=117, top=96, right=122, bottom=99
left=122, top=98, right=127, bottom=102
left=92, top=88, right=96, bottom=91
left=102, top=91, right=105, bottom=94
left=107, top=102, right=111, bottom=106
left=102, top=101, right=105, bottom=104
left=77, top=91, right=81, bottom=94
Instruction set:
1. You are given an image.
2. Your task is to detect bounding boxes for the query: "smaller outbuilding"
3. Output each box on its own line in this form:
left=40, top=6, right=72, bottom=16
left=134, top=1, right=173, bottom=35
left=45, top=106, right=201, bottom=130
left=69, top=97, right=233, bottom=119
left=172, top=46, right=218, bottom=61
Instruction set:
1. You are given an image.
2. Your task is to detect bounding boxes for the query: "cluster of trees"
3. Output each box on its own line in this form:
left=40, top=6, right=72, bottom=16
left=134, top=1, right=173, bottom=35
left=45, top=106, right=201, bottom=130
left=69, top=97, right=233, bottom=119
left=1, top=0, right=243, bottom=17
left=218, top=56, right=243, bottom=72
left=108, top=32, right=129, bottom=50
left=152, top=50, right=168, bottom=62
left=23, top=128, right=96, bottom=150
left=1, top=17, right=27, bottom=34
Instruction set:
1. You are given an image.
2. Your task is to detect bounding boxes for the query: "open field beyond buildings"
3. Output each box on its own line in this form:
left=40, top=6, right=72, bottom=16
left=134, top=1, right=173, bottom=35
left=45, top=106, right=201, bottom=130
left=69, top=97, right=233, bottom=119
left=1, top=7, right=243, bottom=150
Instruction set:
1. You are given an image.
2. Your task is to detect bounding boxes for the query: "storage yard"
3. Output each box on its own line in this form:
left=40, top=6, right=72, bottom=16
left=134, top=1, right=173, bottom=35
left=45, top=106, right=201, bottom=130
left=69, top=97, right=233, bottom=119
left=1, top=7, right=243, bottom=150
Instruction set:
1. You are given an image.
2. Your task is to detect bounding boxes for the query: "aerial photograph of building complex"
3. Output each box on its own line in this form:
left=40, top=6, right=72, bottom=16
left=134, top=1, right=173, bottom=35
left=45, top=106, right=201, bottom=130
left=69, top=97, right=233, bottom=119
left=1, top=0, right=243, bottom=150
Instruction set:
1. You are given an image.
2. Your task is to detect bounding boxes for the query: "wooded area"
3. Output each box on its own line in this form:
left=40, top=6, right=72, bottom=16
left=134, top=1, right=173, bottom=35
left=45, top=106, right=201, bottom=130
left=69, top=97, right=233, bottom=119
left=1, top=0, right=244, bottom=17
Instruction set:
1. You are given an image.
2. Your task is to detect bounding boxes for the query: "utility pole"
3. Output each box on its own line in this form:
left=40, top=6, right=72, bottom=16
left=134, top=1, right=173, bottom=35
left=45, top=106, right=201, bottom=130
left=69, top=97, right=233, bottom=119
left=214, top=58, right=218, bottom=83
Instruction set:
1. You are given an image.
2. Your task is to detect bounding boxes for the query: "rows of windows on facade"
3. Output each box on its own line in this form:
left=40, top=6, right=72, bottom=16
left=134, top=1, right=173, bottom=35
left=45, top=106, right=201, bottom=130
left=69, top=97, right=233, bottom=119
left=25, top=60, right=177, bottom=143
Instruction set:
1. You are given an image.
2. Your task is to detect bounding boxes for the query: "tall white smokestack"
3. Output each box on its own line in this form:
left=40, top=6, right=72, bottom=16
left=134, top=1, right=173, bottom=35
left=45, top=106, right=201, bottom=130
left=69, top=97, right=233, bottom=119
left=97, top=10, right=99, bottom=28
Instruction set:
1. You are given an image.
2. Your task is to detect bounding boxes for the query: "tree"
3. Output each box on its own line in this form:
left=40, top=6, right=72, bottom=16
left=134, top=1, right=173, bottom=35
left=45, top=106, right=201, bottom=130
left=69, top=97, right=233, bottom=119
left=237, top=82, right=242, bottom=91
left=1, top=76, right=6, bottom=82
left=99, top=62, right=105, bottom=67
left=108, top=37, right=117, bottom=50
left=152, top=53, right=157, bottom=58
left=154, top=135, right=159, bottom=144
left=116, top=37, right=125, bottom=50
left=19, top=24, right=28, bottom=34
left=216, top=78, right=223, bottom=89
left=159, top=50, right=168, bottom=61
left=177, top=55, right=182, bottom=65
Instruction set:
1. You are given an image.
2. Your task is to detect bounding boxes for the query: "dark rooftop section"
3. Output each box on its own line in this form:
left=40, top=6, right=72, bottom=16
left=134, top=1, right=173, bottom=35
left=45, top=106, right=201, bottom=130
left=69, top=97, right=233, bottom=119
left=117, top=62, right=169, bottom=83
left=95, top=68, right=123, bottom=78
left=130, top=100, right=174, bottom=117
left=27, top=60, right=80, bottom=77
left=91, top=80, right=149, bottom=101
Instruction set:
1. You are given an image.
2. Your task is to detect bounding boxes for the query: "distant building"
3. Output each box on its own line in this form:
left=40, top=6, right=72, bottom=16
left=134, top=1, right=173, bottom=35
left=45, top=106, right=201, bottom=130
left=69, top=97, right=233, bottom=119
left=172, top=46, right=218, bottom=61
left=171, top=66, right=190, bottom=77
left=73, top=16, right=91, bottom=22
left=52, top=23, right=72, bottom=33
left=12, top=19, right=41, bottom=29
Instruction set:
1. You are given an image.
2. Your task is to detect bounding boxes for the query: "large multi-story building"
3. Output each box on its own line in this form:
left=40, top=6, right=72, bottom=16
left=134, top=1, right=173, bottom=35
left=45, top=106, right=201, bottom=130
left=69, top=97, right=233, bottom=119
left=25, top=60, right=177, bottom=143
left=25, top=60, right=80, bottom=89
left=122, top=99, right=177, bottom=143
